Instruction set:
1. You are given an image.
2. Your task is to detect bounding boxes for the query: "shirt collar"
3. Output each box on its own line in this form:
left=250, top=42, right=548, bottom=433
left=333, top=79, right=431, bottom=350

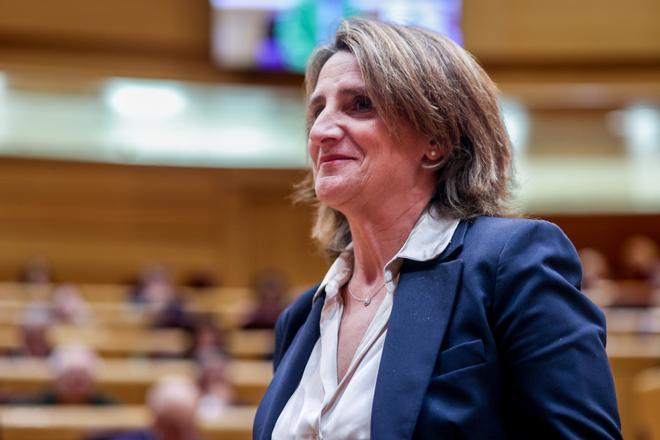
left=313, top=206, right=460, bottom=302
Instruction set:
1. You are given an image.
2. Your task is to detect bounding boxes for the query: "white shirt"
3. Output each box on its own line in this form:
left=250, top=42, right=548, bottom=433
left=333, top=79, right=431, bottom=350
left=272, top=208, right=459, bottom=440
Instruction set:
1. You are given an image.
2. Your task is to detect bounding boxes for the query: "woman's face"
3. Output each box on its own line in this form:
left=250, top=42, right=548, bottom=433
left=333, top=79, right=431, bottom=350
left=307, top=51, right=434, bottom=214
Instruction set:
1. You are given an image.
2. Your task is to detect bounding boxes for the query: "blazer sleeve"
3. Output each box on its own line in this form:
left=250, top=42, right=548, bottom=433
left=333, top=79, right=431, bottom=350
left=492, top=220, right=621, bottom=439
left=272, top=284, right=319, bottom=373
left=273, top=307, right=290, bottom=372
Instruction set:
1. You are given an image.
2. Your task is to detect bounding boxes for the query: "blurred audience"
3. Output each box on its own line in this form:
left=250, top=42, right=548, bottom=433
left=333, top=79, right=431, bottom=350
left=14, top=344, right=114, bottom=405
left=241, top=270, right=287, bottom=329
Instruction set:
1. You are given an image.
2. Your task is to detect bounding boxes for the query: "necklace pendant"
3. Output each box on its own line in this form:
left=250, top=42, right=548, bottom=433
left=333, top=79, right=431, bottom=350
left=363, top=298, right=371, bottom=306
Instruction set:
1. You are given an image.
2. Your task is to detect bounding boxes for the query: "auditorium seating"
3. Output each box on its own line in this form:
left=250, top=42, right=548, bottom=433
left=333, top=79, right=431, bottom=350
left=0, top=405, right=255, bottom=440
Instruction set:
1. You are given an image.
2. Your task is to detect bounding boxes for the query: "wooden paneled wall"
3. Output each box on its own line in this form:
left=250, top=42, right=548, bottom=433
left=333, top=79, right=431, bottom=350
left=0, top=157, right=328, bottom=288
left=463, top=0, right=660, bottom=63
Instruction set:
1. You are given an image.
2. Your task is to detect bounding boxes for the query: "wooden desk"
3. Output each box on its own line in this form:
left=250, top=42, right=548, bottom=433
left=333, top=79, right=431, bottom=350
left=0, top=325, right=190, bottom=358
left=228, top=330, right=274, bottom=359
left=634, top=368, right=660, bottom=440
left=0, top=298, right=249, bottom=329
left=604, top=307, right=660, bottom=335
left=0, top=300, right=149, bottom=328
left=1, top=325, right=277, bottom=360
left=0, top=282, right=252, bottom=308
left=607, top=334, right=660, bottom=440
left=0, top=358, right=271, bottom=405
left=0, top=405, right=255, bottom=440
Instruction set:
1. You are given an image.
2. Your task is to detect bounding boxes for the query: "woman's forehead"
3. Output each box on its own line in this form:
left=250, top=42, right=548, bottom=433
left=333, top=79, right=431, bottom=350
left=309, top=53, right=365, bottom=103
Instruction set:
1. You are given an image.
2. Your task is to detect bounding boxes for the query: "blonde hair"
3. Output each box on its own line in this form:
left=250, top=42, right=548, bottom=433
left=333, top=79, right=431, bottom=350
left=296, top=18, right=514, bottom=258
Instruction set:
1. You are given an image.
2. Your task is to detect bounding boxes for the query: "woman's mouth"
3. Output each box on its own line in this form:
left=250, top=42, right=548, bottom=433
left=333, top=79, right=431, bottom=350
left=318, top=154, right=354, bottom=167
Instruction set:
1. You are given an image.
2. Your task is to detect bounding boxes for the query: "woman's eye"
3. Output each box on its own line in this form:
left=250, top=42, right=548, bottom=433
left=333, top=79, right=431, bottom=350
left=308, top=106, right=323, bottom=123
left=354, top=96, right=373, bottom=113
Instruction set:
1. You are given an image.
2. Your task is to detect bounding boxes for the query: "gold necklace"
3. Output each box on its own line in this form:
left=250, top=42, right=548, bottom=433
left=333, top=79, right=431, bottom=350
left=346, top=282, right=387, bottom=307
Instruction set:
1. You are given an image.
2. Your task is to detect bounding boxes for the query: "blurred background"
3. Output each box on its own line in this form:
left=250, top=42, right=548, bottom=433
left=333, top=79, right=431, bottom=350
left=0, top=0, right=658, bottom=439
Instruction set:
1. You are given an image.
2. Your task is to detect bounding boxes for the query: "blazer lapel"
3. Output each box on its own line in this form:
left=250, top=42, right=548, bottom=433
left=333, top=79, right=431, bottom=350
left=371, top=222, right=467, bottom=439
left=255, top=295, right=324, bottom=440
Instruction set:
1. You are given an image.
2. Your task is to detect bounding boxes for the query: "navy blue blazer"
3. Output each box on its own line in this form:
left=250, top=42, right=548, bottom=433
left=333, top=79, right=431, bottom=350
left=254, top=217, right=621, bottom=439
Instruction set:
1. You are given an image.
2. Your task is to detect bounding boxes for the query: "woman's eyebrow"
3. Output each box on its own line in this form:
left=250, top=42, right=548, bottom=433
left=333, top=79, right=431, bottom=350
left=308, top=87, right=368, bottom=108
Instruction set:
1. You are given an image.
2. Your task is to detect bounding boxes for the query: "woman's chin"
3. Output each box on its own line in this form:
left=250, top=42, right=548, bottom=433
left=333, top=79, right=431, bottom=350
left=315, top=178, right=354, bottom=209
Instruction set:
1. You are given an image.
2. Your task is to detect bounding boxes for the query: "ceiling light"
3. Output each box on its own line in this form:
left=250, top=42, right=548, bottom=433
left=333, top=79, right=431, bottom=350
left=104, top=80, right=187, bottom=120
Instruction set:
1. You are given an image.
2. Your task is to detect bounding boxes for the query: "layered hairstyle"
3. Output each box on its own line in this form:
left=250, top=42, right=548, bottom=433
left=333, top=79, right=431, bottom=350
left=296, top=18, right=514, bottom=258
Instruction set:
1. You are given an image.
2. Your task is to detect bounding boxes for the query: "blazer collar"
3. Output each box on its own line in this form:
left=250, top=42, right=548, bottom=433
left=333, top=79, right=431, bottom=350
left=370, top=219, right=468, bottom=439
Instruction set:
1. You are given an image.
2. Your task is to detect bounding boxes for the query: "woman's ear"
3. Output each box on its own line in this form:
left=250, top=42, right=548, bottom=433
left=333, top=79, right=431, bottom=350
left=421, top=140, right=443, bottom=170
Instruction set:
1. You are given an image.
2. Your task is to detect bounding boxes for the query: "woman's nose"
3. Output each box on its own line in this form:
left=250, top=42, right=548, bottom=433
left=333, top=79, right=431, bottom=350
left=309, top=109, right=343, bottom=146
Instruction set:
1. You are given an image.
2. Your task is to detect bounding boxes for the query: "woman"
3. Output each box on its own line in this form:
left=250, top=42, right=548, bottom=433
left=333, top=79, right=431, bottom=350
left=254, top=18, right=621, bottom=439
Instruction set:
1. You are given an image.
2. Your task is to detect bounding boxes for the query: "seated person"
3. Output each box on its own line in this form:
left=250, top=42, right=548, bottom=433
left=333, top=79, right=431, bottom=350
left=196, top=353, right=234, bottom=421
left=578, top=248, right=618, bottom=307
left=127, top=264, right=172, bottom=306
left=128, top=264, right=195, bottom=331
left=187, top=315, right=227, bottom=361
left=96, top=376, right=202, bottom=440
left=50, top=284, right=93, bottom=325
left=621, top=235, right=660, bottom=283
left=18, top=255, right=52, bottom=285
left=241, top=270, right=287, bottom=329
left=11, top=302, right=53, bottom=357
left=14, top=344, right=114, bottom=405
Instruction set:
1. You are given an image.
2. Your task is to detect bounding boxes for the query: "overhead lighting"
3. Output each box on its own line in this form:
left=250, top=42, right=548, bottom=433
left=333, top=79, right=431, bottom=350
left=611, top=104, right=660, bottom=158
left=103, top=80, right=187, bottom=120
left=0, top=72, right=7, bottom=147
left=0, top=71, right=7, bottom=95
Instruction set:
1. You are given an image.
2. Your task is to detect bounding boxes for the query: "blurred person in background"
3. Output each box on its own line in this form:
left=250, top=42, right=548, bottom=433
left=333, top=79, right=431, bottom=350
left=18, top=255, right=53, bottom=285
left=254, top=18, right=621, bottom=439
left=128, top=263, right=174, bottom=306
left=196, top=353, right=234, bottom=421
left=579, top=248, right=619, bottom=307
left=14, top=343, right=115, bottom=405
left=620, top=235, right=660, bottom=285
left=128, top=264, right=195, bottom=331
left=182, top=267, right=220, bottom=290
left=11, top=302, right=53, bottom=357
left=188, top=314, right=228, bottom=360
left=102, top=376, right=202, bottom=440
left=241, top=270, right=287, bottom=330
left=50, top=283, right=93, bottom=325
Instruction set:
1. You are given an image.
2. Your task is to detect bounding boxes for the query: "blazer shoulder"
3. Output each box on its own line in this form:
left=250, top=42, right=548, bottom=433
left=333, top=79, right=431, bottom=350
left=465, top=216, right=573, bottom=252
left=469, top=215, right=565, bottom=234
